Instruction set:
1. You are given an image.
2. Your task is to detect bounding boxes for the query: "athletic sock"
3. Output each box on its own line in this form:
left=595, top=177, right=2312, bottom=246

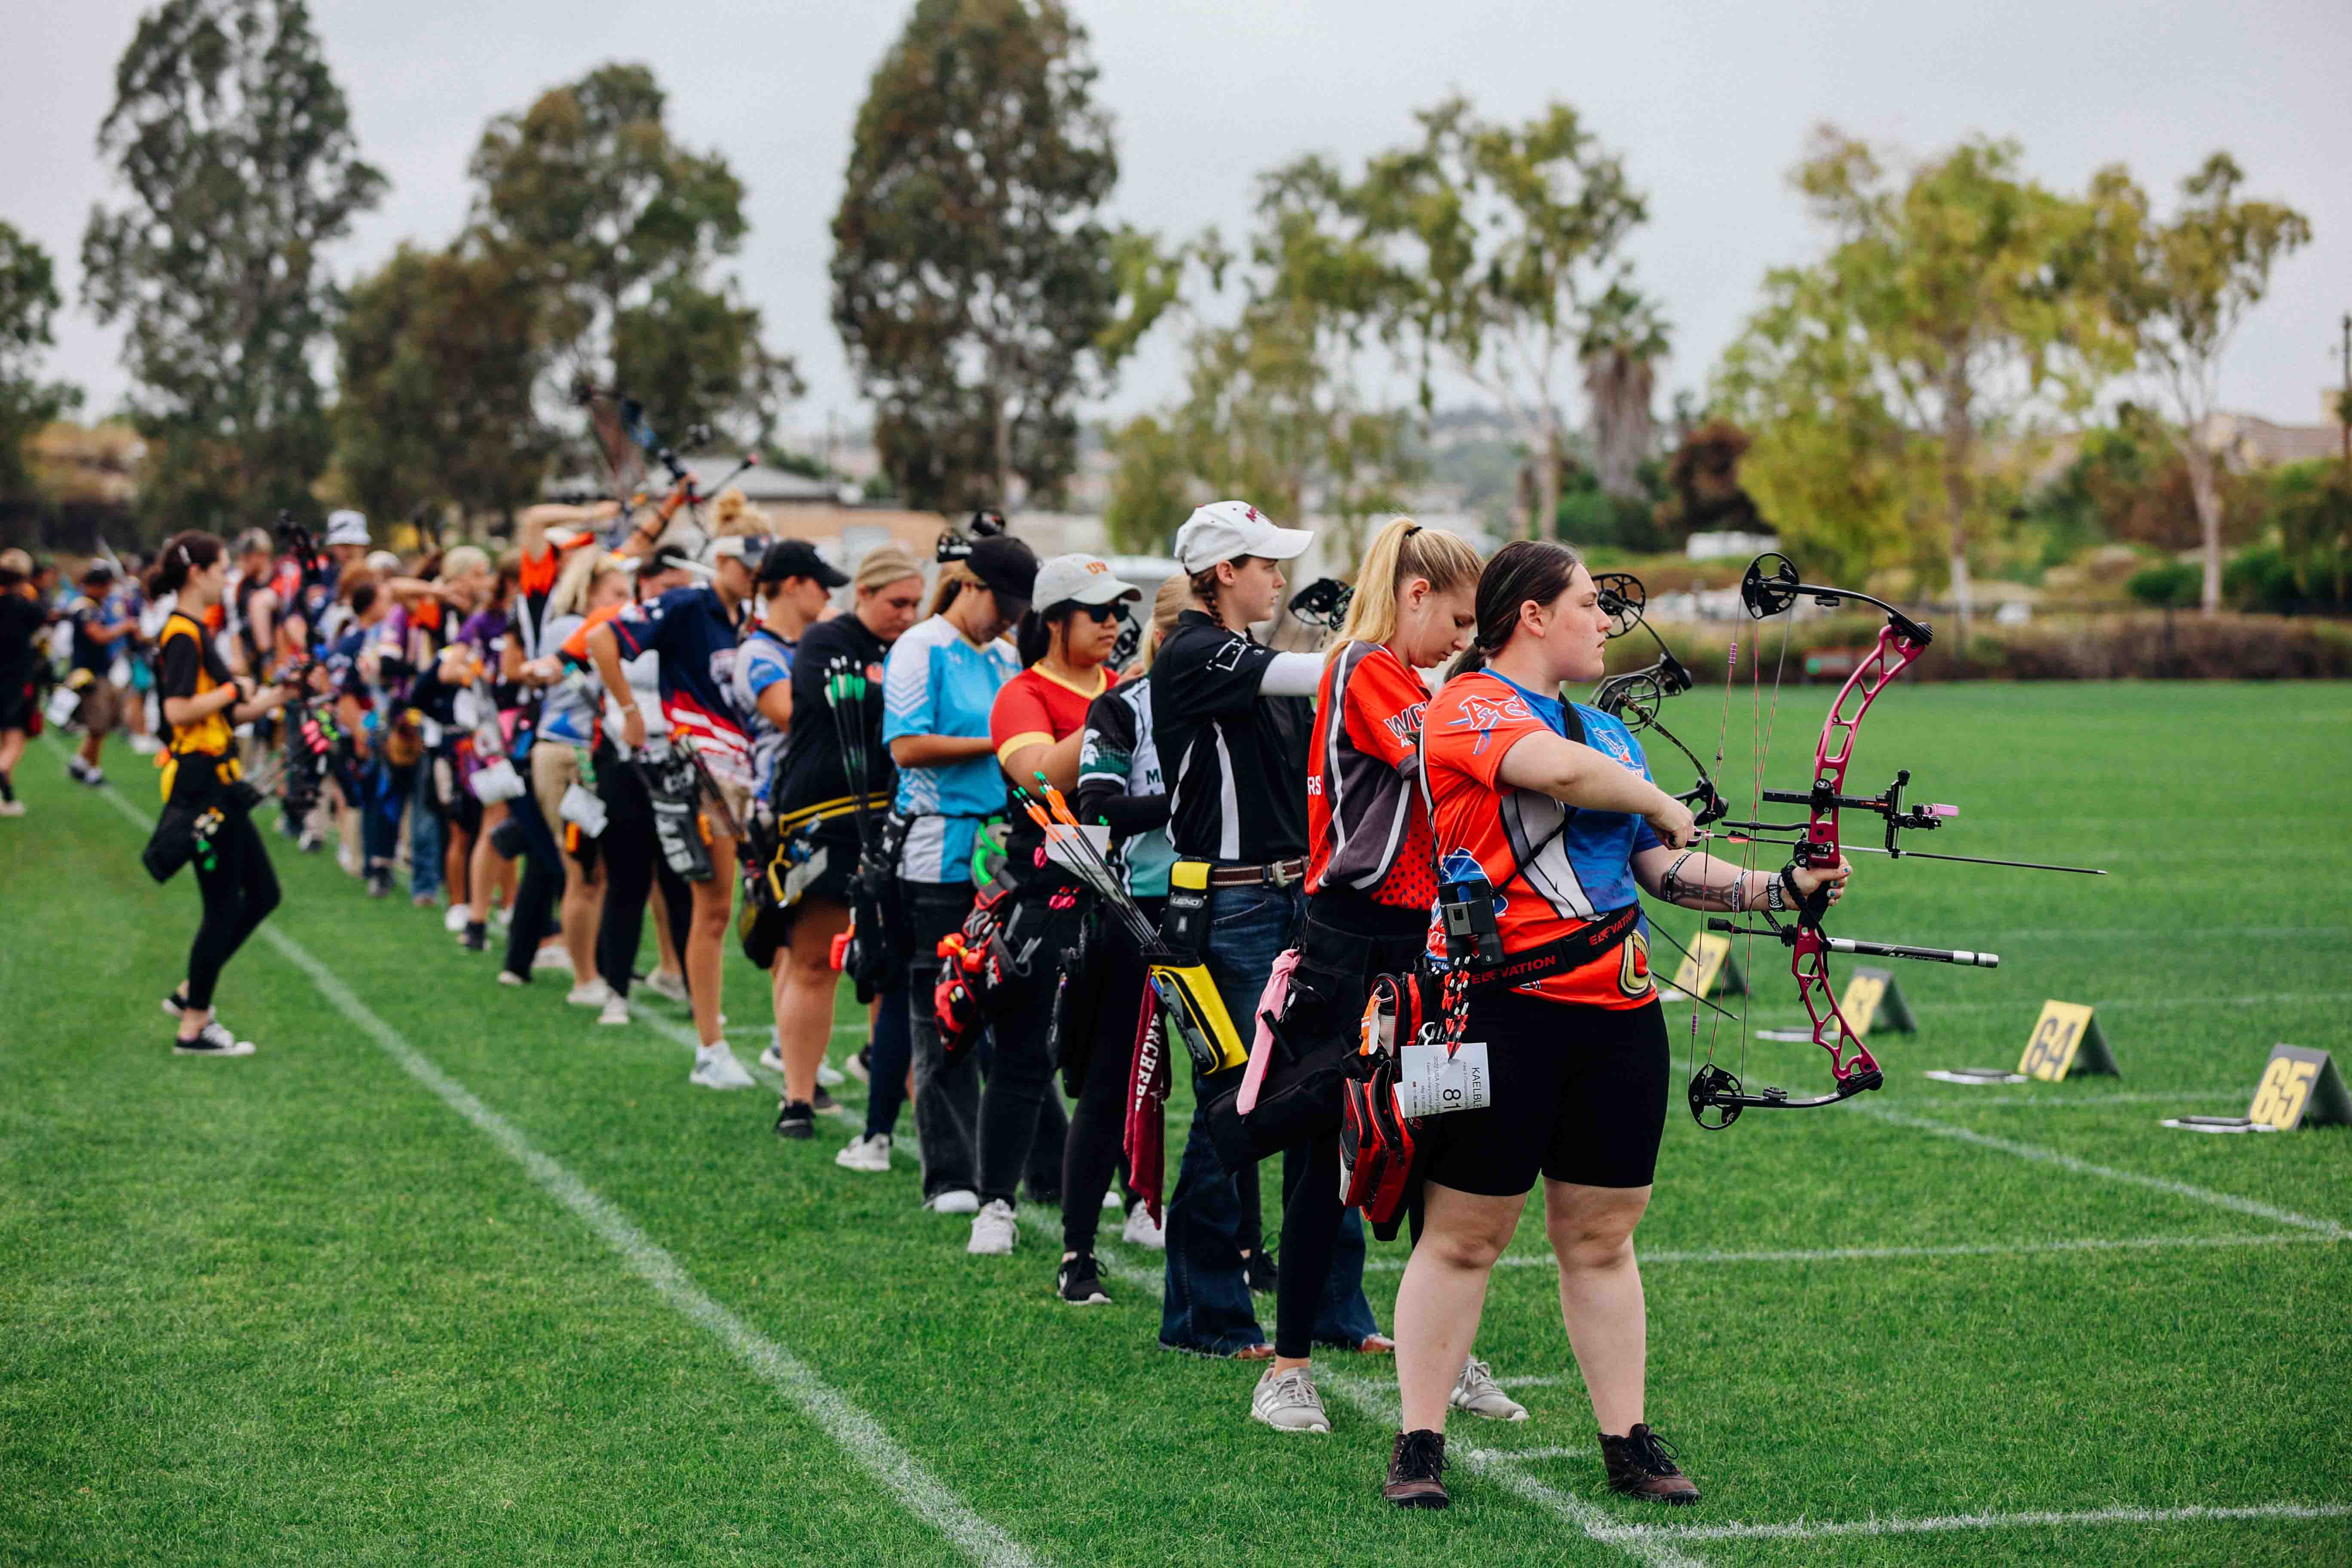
left=0, top=769, right=14, bottom=802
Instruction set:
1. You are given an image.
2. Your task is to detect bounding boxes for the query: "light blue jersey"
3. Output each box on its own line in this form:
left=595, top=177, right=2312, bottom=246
left=882, top=615, right=1018, bottom=883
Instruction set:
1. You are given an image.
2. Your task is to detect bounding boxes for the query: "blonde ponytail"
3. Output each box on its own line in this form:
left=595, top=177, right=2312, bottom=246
left=1328, top=517, right=1483, bottom=659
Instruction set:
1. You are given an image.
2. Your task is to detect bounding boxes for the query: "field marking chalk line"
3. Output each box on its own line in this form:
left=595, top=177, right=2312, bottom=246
left=1361, top=1231, right=2335, bottom=1272
left=1856, top=1105, right=2347, bottom=1238
left=1610, top=1500, right=2352, bottom=1544
left=85, top=778, right=1039, bottom=1568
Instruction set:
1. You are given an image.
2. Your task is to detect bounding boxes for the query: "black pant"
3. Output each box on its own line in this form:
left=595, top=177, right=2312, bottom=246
left=1060, top=897, right=1162, bottom=1252
left=906, top=880, right=982, bottom=1200
left=186, top=805, right=280, bottom=1011
left=595, top=763, right=690, bottom=998
left=499, top=786, right=564, bottom=980
left=1273, top=891, right=1427, bottom=1359
left=974, top=886, right=1083, bottom=1207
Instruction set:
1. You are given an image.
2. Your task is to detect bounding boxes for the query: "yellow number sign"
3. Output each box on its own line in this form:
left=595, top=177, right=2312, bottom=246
left=1666, top=933, right=1746, bottom=1001
left=2245, top=1045, right=2352, bottom=1131
left=2017, top=1001, right=2119, bottom=1081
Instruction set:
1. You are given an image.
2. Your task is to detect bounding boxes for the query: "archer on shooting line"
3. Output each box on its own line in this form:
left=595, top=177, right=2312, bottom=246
left=1380, top=539, right=1851, bottom=1513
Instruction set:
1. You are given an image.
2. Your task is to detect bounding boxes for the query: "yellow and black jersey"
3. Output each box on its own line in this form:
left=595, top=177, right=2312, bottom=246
left=156, top=610, right=237, bottom=798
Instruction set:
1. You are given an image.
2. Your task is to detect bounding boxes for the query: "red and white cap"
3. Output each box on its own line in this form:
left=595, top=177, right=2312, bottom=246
left=1173, top=500, right=1313, bottom=573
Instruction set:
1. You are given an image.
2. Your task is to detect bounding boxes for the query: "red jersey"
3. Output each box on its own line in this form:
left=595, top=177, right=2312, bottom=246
left=1305, top=641, right=1438, bottom=912
left=992, top=664, right=1117, bottom=871
left=1418, top=669, right=1660, bottom=1009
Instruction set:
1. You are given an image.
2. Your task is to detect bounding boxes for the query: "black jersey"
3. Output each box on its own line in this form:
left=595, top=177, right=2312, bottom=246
left=1149, top=609, right=1310, bottom=864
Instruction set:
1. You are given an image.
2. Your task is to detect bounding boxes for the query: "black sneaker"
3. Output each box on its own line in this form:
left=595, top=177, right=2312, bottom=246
left=1057, top=1252, right=1110, bottom=1305
left=173, top=1020, right=255, bottom=1058
left=1383, top=1428, right=1449, bottom=1509
left=1600, top=1423, right=1700, bottom=1504
left=1243, top=1247, right=1278, bottom=1295
left=459, top=920, right=487, bottom=952
left=366, top=869, right=391, bottom=899
left=812, top=1085, right=839, bottom=1114
left=774, top=1099, right=816, bottom=1139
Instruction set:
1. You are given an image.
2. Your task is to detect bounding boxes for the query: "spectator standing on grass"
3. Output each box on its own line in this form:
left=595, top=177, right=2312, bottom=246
left=767, top=543, right=925, bottom=1145
left=1053, top=575, right=1190, bottom=1302
left=65, top=561, right=132, bottom=787
left=728, top=538, right=858, bottom=1127
left=0, top=548, right=46, bottom=815
left=588, top=533, right=766, bottom=1089
left=1378, top=540, right=1854, bottom=1510
left=1148, top=500, right=1381, bottom=1360
left=880, top=538, right=1035, bottom=1207
left=149, top=533, right=294, bottom=1057
left=961, top=552, right=1142, bottom=1259
left=1251, top=515, right=1528, bottom=1438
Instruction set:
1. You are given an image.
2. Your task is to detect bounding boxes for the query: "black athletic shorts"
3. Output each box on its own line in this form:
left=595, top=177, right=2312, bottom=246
left=1419, top=990, right=1670, bottom=1195
left=0, top=676, right=34, bottom=732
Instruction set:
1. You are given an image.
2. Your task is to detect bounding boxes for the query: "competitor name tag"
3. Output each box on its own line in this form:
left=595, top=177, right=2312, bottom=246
left=1396, top=1040, right=1493, bottom=1120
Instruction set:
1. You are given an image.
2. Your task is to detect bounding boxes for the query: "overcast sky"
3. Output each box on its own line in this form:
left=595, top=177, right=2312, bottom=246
left=9, top=0, right=2348, bottom=452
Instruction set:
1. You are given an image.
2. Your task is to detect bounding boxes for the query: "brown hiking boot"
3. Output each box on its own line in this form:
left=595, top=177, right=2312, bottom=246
left=1600, top=1423, right=1699, bottom=1504
left=1383, top=1428, right=1450, bottom=1509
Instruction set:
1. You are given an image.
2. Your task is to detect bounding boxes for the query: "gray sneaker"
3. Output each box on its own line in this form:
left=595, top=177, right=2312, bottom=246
left=967, top=1199, right=1018, bottom=1255
left=1250, top=1366, right=1331, bottom=1434
left=1450, top=1357, right=1529, bottom=1422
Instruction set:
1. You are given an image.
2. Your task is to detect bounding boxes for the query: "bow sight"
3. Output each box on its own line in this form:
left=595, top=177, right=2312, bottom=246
left=935, top=510, right=1008, bottom=565
left=1587, top=571, right=1725, bottom=827
left=1286, top=577, right=1354, bottom=630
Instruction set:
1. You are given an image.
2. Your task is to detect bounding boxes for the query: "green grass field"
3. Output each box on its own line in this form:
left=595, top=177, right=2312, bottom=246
left=4, top=682, right=2349, bottom=1567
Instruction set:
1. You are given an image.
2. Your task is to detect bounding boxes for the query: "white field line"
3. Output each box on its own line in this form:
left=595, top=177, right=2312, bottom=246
left=1612, top=1500, right=2352, bottom=1544
left=1087, top=1243, right=1706, bottom=1568
left=1316, top=1370, right=1706, bottom=1568
left=1361, top=1231, right=2336, bottom=1272
left=1855, top=1106, right=2349, bottom=1238
left=1907, top=1088, right=2245, bottom=1109
left=87, top=779, right=1036, bottom=1568
left=634, top=1005, right=864, bottom=1127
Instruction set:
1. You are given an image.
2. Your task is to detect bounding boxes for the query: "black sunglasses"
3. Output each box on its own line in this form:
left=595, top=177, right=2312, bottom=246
left=1068, top=601, right=1124, bottom=624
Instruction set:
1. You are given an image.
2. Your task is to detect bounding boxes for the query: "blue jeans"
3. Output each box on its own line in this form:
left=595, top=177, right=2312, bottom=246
left=1160, top=882, right=1299, bottom=1354
left=409, top=784, right=445, bottom=900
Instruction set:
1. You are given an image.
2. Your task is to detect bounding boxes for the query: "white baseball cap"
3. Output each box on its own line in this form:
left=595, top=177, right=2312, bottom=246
left=323, top=509, right=369, bottom=547
left=1031, top=553, right=1141, bottom=609
left=1173, top=499, right=1313, bottom=573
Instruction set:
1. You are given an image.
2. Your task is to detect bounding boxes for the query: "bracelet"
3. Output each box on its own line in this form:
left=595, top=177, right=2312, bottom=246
left=1765, top=869, right=1788, bottom=912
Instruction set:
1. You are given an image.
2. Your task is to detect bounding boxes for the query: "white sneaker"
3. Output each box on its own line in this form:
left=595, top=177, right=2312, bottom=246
left=337, top=844, right=360, bottom=876
left=566, top=979, right=611, bottom=1008
left=1101, top=1189, right=1124, bottom=1210
left=173, top=1020, right=256, bottom=1058
left=967, top=1199, right=1017, bottom=1255
left=533, top=944, right=573, bottom=974
left=496, top=970, right=526, bottom=987
left=927, top=1188, right=980, bottom=1216
left=757, top=1040, right=786, bottom=1074
left=816, top=1058, right=845, bottom=1088
left=1251, top=1366, right=1331, bottom=1434
left=1121, top=1199, right=1167, bottom=1251
left=835, top=1133, right=892, bottom=1173
left=0, top=799, right=24, bottom=817
left=443, top=904, right=469, bottom=934
left=643, top=970, right=688, bottom=1002
left=689, top=1042, right=756, bottom=1090
left=1451, top=1357, right=1529, bottom=1422
left=493, top=905, right=513, bottom=931
left=597, top=994, right=631, bottom=1027
left=129, top=733, right=161, bottom=755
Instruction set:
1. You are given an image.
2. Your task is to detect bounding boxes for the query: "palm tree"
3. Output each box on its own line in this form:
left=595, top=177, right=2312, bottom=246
left=1580, top=283, right=1670, bottom=501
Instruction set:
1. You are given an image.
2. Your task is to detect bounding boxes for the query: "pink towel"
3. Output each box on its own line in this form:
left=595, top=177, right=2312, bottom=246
left=1237, top=946, right=1302, bottom=1115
